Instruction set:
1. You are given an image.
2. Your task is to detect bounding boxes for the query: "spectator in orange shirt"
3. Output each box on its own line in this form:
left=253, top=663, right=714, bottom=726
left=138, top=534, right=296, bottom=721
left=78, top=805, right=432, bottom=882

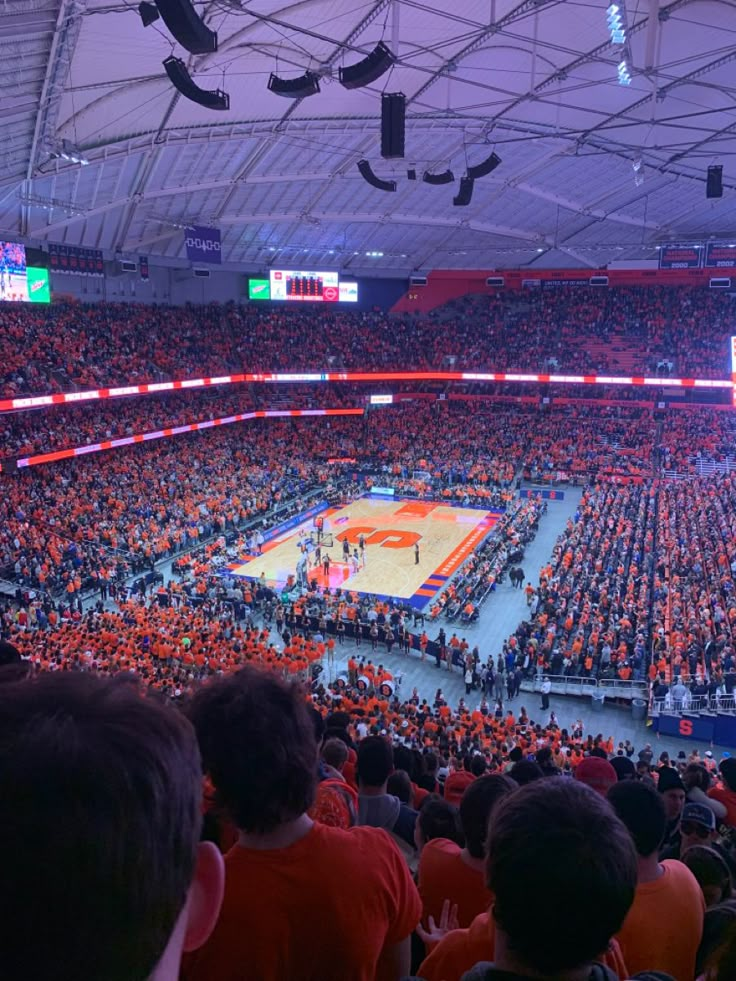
left=414, top=797, right=463, bottom=854
left=184, top=668, right=421, bottom=981
left=608, top=779, right=705, bottom=981
left=0, top=672, right=225, bottom=981
left=437, top=779, right=638, bottom=981
left=418, top=774, right=516, bottom=931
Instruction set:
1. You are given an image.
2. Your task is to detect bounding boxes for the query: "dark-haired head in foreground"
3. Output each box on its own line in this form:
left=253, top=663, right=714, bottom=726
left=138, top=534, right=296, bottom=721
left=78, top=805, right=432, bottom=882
left=185, top=666, right=422, bottom=981
left=480, top=779, right=637, bottom=978
left=0, top=672, right=224, bottom=981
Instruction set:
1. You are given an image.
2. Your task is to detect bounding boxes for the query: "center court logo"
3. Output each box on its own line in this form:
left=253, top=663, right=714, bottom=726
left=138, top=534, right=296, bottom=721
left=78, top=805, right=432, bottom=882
left=336, top=526, right=420, bottom=549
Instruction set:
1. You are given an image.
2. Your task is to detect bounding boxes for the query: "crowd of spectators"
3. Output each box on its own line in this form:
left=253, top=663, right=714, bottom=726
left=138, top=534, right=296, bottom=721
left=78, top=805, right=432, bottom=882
left=0, top=384, right=358, bottom=459
left=0, top=400, right=661, bottom=594
left=503, top=483, right=656, bottom=683
left=5, top=291, right=736, bottom=979
left=1, top=286, right=734, bottom=399
left=659, top=409, right=736, bottom=475
left=3, top=653, right=736, bottom=980
left=653, top=476, right=736, bottom=692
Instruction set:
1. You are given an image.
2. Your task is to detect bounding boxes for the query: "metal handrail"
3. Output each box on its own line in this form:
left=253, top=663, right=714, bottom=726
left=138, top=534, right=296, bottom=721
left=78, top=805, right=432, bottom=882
left=599, top=678, right=649, bottom=696
left=650, top=695, right=736, bottom=716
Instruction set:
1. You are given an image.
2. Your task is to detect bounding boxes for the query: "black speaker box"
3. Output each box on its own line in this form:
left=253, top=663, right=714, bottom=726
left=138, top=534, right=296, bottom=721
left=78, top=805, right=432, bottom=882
left=164, top=57, right=229, bottom=110
left=339, top=42, right=395, bottom=89
left=707, top=165, right=723, bottom=199
left=155, top=0, right=217, bottom=53
left=453, top=177, right=474, bottom=206
left=381, top=93, right=405, bottom=159
left=268, top=72, right=320, bottom=98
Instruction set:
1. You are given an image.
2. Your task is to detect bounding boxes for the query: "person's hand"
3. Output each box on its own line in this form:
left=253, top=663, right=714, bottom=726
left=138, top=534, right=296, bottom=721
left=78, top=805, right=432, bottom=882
left=416, top=899, right=460, bottom=947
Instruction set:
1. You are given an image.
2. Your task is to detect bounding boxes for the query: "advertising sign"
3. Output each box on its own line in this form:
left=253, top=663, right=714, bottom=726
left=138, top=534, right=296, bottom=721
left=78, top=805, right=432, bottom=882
left=248, top=279, right=270, bottom=300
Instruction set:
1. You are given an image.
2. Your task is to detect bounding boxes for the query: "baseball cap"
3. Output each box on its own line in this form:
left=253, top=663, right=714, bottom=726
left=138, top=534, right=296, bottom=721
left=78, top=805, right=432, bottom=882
left=681, top=802, right=716, bottom=832
left=574, top=757, right=617, bottom=796
left=444, top=769, right=475, bottom=806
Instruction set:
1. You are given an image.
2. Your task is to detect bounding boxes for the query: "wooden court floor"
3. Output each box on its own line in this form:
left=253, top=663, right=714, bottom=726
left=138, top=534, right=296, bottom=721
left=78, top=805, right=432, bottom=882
left=227, top=496, right=500, bottom=608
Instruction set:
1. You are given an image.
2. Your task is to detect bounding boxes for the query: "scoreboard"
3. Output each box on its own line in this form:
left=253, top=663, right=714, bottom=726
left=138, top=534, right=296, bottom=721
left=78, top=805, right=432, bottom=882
left=268, top=269, right=357, bottom=302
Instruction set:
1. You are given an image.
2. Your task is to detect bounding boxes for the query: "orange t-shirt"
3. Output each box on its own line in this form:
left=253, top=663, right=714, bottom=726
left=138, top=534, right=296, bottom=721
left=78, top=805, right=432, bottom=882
left=708, top=785, right=736, bottom=827
left=615, top=860, right=705, bottom=981
left=183, top=823, right=421, bottom=981
left=418, top=911, right=630, bottom=981
left=418, top=838, right=492, bottom=929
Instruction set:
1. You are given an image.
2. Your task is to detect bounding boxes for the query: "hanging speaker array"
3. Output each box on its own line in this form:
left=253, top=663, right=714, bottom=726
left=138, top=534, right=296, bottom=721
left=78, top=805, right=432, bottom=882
left=357, top=160, right=397, bottom=193
left=423, top=169, right=455, bottom=186
left=155, top=0, right=217, bottom=53
left=141, top=6, right=508, bottom=203
left=466, top=151, right=501, bottom=181
left=339, top=42, right=396, bottom=90
left=164, top=56, right=229, bottom=110
left=268, top=71, right=321, bottom=99
left=453, top=177, right=474, bottom=207
left=381, top=93, right=405, bottom=159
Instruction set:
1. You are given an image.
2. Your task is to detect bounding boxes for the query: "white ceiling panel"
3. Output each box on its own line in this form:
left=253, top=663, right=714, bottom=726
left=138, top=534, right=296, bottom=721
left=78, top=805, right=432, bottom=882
left=2, top=0, right=735, bottom=271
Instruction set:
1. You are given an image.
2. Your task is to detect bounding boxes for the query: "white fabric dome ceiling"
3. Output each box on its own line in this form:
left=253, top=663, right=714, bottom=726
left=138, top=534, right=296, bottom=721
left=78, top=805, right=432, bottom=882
left=1, top=0, right=735, bottom=272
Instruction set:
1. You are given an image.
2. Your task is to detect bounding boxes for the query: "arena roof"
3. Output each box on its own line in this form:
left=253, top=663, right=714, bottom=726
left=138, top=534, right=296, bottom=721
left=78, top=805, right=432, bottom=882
left=1, top=0, right=735, bottom=272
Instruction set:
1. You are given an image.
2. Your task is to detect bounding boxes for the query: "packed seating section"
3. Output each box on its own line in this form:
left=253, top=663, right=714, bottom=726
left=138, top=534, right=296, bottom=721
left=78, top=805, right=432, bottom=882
left=2, top=285, right=735, bottom=399
left=3, top=291, right=736, bottom=711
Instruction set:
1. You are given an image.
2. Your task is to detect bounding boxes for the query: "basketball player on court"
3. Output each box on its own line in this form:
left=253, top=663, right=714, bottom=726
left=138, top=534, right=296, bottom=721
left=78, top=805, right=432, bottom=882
left=414, top=542, right=420, bottom=565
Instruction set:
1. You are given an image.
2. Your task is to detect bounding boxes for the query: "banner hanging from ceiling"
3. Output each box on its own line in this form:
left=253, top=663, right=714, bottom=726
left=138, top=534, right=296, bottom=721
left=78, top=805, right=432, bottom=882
left=184, top=226, right=221, bottom=264
left=705, top=243, right=736, bottom=269
left=657, top=244, right=702, bottom=269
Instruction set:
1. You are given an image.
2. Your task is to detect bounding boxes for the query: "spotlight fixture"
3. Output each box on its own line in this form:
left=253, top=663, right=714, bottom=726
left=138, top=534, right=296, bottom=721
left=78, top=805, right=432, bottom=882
left=357, top=159, right=397, bottom=192
left=339, top=41, right=395, bottom=89
left=466, top=151, right=501, bottom=181
left=606, top=3, right=626, bottom=44
left=268, top=71, right=320, bottom=98
left=632, top=157, right=644, bottom=187
left=422, top=169, right=455, bottom=185
left=50, top=140, right=89, bottom=165
left=138, top=1, right=160, bottom=26
left=155, top=0, right=217, bottom=53
left=617, top=59, right=631, bottom=85
left=17, top=192, right=85, bottom=215
left=164, top=56, right=229, bottom=110
left=453, top=176, right=474, bottom=207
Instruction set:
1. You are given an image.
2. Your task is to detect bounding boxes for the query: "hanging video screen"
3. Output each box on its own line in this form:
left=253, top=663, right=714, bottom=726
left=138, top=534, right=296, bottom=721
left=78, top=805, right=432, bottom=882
left=0, top=242, right=50, bottom=303
left=268, top=269, right=358, bottom=302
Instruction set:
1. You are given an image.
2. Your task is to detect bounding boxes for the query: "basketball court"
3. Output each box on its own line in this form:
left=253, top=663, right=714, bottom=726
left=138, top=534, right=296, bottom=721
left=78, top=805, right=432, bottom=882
left=225, top=496, right=501, bottom=608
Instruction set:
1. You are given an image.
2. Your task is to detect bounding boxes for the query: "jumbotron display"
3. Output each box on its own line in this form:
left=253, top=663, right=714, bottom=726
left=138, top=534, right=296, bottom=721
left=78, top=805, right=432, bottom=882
left=268, top=269, right=358, bottom=302
left=0, top=242, right=50, bottom=303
